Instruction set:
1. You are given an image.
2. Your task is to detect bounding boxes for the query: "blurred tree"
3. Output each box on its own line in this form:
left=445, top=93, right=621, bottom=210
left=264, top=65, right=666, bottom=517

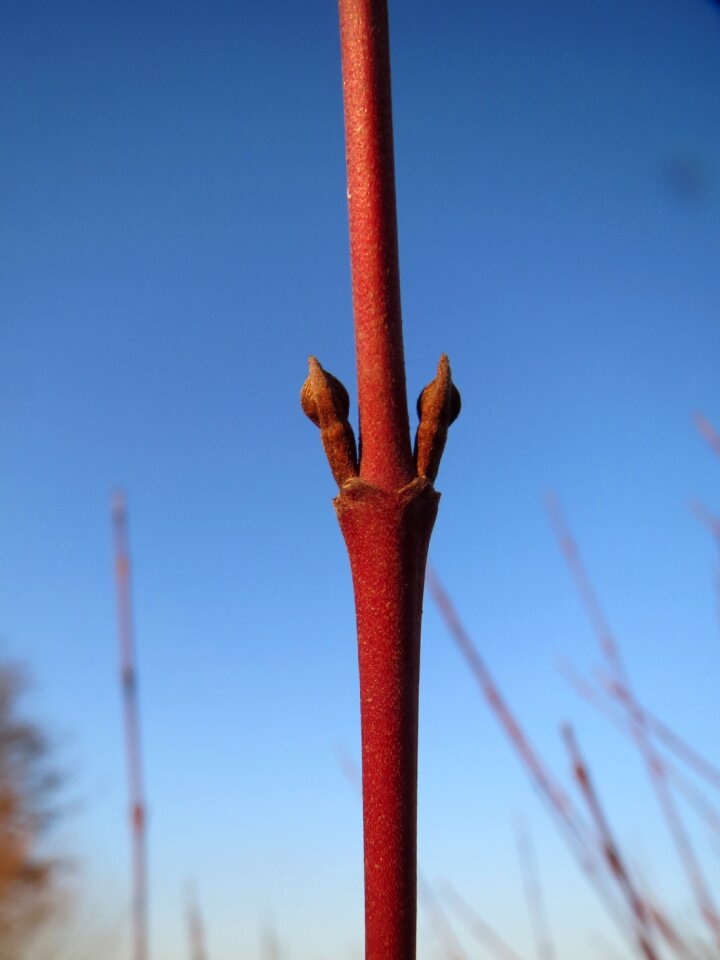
left=0, top=663, right=63, bottom=960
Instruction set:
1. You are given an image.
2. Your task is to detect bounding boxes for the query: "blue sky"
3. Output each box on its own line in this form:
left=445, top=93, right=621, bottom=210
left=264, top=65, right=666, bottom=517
left=1, top=1, right=719, bottom=957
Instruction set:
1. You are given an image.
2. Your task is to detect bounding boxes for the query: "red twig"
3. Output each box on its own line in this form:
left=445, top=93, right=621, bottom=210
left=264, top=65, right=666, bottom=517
left=634, top=870, right=698, bottom=960
left=595, top=670, right=720, bottom=796
left=690, top=499, right=720, bottom=639
left=441, top=884, right=526, bottom=960
left=514, top=816, right=556, bottom=960
left=693, top=412, right=720, bottom=644
left=546, top=495, right=720, bottom=949
left=427, top=570, right=587, bottom=855
left=559, top=661, right=720, bottom=845
left=427, top=568, right=637, bottom=950
left=302, top=5, right=460, bottom=958
left=588, top=930, right=637, bottom=960
left=691, top=500, right=720, bottom=548
left=185, top=882, right=208, bottom=960
left=562, top=724, right=658, bottom=960
left=338, top=0, right=413, bottom=492
left=111, top=492, right=149, bottom=960
left=694, top=413, right=720, bottom=461
left=418, top=878, right=470, bottom=960
left=261, top=921, right=281, bottom=960
left=335, top=743, right=363, bottom=799
left=336, top=747, right=468, bottom=959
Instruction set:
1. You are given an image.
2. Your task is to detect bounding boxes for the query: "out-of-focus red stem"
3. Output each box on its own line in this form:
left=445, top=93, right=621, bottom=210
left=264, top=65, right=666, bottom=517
left=442, top=884, right=526, bottom=960
left=418, top=877, right=470, bottom=960
left=514, top=817, right=556, bottom=960
left=559, top=661, right=720, bottom=843
left=695, top=413, right=720, bottom=460
left=338, top=0, right=414, bottom=491
left=427, top=568, right=638, bottom=952
left=596, top=669, right=720, bottom=795
left=562, top=725, right=658, bottom=960
left=111, top=492, right=148, bottom=960
left=546, top=494, right=720, bottom=949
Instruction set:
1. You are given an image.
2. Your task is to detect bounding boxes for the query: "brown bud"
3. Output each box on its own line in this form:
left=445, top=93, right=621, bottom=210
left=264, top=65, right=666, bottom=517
left=301, top=357, right=358, bottom=487
left=413, top=354, right=460, bottom=482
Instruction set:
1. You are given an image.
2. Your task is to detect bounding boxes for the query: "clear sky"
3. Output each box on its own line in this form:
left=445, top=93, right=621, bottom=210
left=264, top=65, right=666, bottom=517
left=1, top=1, right=719, bottom=958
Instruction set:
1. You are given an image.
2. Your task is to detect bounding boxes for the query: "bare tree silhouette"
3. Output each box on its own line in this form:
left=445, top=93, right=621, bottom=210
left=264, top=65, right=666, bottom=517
left=0, top=663, right=63, bottom=960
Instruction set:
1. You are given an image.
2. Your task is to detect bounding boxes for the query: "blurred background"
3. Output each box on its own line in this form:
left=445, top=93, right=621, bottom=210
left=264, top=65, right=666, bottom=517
left=1, top=0, right=719, bottom=957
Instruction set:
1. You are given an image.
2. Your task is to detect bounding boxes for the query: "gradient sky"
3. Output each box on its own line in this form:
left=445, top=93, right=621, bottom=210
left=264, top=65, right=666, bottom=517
left=1, top=1, right=719, bottom=958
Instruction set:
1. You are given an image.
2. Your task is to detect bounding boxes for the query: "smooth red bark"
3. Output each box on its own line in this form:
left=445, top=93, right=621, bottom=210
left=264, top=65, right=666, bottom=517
left=338, top=0, right=414, bottom=492
left=304, top=5, right=459, bottom=959
left=337, top=478, right=437, bottom=960
left=301, top=352, right=457, bottom=960
left=336, top=5, right=430, bottom=956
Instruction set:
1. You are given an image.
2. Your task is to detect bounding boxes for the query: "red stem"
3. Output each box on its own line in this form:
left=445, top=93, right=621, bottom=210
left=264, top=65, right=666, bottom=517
left=111, top=493, right=148, bottom=960
left=338, top=481, right=438, bottom=960
left=418, top=877, right=470, bottom=960
left=559, top=660, right=720, bottom=844
left=443, top=884, right=525, bottom=960
left=562, top=724, right=658, bottom=960
left=304, top=7, right=459, bottom=957
left=546, top=494, right=720, bottom=949
left=338, top=0, right=414, bottom=491
left=427, top=568, right=642, bottom=954
left=514, top=817, right=556, bottom=960
left=695, top=412, right=720, bottom=460
left=336, top=3, right=433, bottom=957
